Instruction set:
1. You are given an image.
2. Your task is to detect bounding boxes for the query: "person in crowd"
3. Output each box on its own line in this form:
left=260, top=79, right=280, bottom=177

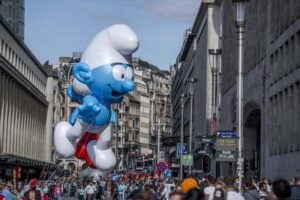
left=112, top=182, right=118, bottom=200
left=181, top=177, right=199, bottom=194
left=184, top=188, right=205, bottom=200
left=41, top=181, right=49, bottom=200
left=261, top=178, right=271, bottom=193
left=6, top=183, right=17, bottom=200
left=143, top=184, right=155, bottom=199
left=258, top=182, right=268, bottom=200
left=77, top=183, right=85, bottom=200
left=224, top=177, right=245, bottom=200
left=242, top=177, right=260, bottom=200
left=0, top=179, right=12, bottom=200
left=0, top=194, right=5, bottom=200
left=204, top=176, right=216, bottom=200
left=47, top=181, right=55, bottom=200
left=213, top=188, right=226, bottom=200
left=53, top=181, right=63, bottom=200
left=23, top=178, right=42, bottom=200
left=290, top=176, right=300, bottom=200
left=266, top=178, right=291, bottom=200
left=169, top=190, right=185, bottom=200
left=85, top=181, right=97, bottom=200
left=117, top=180, right=126, bottom=200
left=160, top=179, right=176, bottom=200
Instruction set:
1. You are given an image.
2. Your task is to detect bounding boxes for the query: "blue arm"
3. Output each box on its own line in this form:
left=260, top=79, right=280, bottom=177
left=110, top=108, right=116, bottom=124
left=77, top=95, right=101, bottom=124
left=69, top=108, right=79, bottom=125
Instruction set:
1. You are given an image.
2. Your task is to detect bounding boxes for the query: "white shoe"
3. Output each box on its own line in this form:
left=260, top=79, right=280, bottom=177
left=54, top=121, right=76, bottom=157
left=87, top=140, right=116, bottom=171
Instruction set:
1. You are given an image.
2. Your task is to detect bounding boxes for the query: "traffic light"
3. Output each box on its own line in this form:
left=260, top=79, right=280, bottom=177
left=203, top=155, right=211, bottom=173
left=17, top=167, right=21, bottom=179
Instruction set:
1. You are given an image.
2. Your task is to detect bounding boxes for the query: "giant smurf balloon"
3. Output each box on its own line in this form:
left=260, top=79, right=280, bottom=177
left=54, top=24, right=139, bottom=171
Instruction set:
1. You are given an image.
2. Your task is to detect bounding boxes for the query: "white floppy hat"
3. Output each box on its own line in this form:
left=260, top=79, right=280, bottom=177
left=81, top=24, right=139, bottom=69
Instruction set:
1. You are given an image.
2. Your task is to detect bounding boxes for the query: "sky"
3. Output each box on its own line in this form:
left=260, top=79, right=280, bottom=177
left=25, top=0, right=200, bottom=70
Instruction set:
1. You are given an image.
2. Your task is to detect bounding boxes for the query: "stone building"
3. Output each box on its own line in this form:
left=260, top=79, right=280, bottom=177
left=0, top=0, right=25, bottom=40
left=52, top=53, right=87, bottom=174
left=0, top=15, right=54, bottom=181
left=219, top=0, right=300, bottom=179
left=112, top=57, right=171, bottom=171
left=171, top=0, right=221, bottom=176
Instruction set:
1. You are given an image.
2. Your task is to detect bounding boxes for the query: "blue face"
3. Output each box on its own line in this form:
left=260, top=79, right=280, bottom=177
left=90, top=63, right=135, bottom=103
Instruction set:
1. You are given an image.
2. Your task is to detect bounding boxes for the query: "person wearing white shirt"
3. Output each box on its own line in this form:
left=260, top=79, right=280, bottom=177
left=225, top=178, right=245, bottom=200
left=85, top=182, right=97, bottom=200
left=204, top=177, right=216, bottom=200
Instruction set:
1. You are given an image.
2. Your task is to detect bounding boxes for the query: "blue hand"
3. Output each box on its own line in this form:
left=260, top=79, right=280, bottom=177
left=110, top=109, right=116, bottom=124
left=78, top=95, right=101, bottom=123
left=69, top=108, right=79, bottom=125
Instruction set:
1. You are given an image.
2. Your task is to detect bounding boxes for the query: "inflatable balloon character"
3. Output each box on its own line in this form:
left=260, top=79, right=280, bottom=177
left=54, top=24, right=139, bottom=171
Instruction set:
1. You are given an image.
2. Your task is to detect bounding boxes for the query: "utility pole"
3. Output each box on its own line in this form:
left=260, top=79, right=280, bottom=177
left=119, top=121, right=124, bottom=170
left=153, top=119, right=164, bottom=165
left=232, top=0, right=248, bottom=192
left=157, top=118, right=161, bottom=164
left=180, top=93, right=186, bottom=179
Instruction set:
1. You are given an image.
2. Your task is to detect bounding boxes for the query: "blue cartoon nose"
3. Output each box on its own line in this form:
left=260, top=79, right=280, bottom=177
left=122, top=80, right=135, bottom=92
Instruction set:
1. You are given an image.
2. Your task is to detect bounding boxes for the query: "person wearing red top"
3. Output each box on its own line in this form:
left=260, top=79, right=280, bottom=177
left=24, top=179, right=42, bottom=200
left=53, top=182, right=63, bottom=200
left=0, top=194, right=5, bottom=200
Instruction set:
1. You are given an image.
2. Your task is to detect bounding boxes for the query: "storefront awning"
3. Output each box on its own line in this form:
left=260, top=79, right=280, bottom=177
left=0, top=154, right=56, bottom=169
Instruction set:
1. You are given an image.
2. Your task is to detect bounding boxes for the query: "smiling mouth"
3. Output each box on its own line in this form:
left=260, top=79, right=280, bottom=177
left=112, top=89, right=126, bottom=97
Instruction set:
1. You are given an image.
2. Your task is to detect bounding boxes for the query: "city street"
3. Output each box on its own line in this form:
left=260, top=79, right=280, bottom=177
left=0, top=0, right=300, bottom=200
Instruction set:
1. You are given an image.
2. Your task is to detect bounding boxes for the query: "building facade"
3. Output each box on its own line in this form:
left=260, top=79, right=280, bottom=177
left=0, top=15, right=54, bottom=181
left=0, top=0, right=25, bottom=40
left=51, top=53, right=87, bottom=174
left=171, top=0, right=221, bottom=176
left=219, top=0, right=300, bottom=179
left=112, top=57, right=171, bottom=171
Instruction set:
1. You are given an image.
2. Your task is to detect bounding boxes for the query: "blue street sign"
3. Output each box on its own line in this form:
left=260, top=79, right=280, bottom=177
left=216, top=130, right=237, bottom=138
left=165, top=168, right=172, bottom=177
left=176, top=143, right=188, bottom=158
left=112, top=173, right=119, bottom=182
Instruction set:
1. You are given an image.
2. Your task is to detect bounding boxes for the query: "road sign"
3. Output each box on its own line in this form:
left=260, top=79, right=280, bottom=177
left=182, top=154, right=193, bottom=166
left=215, top=150, right=237, bottom=161
left=194, top=135, right=216, bottom=143
left=165, top=168, right=172, bottom=177
left=216, top=130, right=237, bottom=138
left=216, top=138, right=237, bottom=151
left=176, top=143, right=188, bottom=158
left=157, top=162, right=168, bottom=173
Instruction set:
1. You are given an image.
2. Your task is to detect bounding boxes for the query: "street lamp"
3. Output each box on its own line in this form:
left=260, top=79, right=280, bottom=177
left=119, top=121, right=125, bottom=170
left=187, top=78, right=197, bottom=175
left=180, top=93, right=187, bottom=179
left=208, top=49, right=222, bottom=135
left=232, top=0, right=248, bottom=192
left=153, top=119, right=165, bottom=165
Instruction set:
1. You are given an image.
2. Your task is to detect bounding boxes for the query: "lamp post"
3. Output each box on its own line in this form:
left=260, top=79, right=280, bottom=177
left=208, top=49, right=221, bottom=178
left=119, top=121, right=125, bottom=170
left=208, top=49, right=222, bottom=135
left=232, top=0, right=248, bottom=192
left=153, top=119, right=165, bottom=165
left=180, top=93, right=186, bottom=179
left=188, top=78, right=197, bottom=175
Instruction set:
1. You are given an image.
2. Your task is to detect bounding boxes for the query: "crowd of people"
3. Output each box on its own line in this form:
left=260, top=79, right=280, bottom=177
left=0, top=173, right=300, bottom=200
